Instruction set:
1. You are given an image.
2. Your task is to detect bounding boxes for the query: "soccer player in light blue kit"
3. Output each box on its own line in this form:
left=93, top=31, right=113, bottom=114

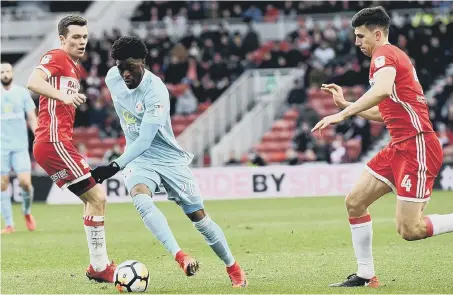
left=91, top=37, right=247, bottom=288
left=1, top=62, right=38, bottom=234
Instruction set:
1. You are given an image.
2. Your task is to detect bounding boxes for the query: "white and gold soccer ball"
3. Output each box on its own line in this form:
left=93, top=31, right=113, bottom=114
left=114, top=260, right=149, bottom=293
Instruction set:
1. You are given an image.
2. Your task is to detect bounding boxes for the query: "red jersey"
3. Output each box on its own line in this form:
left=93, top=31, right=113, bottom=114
left=369, top=44, right=434, bottom=144
left=34, top=49, right=82, bottom=143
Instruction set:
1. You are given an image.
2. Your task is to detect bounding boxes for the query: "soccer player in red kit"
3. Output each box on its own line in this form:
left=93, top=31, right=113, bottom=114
left=26, top=15, right=116, bottom=283
left=312, top=6, right=453, bottom=287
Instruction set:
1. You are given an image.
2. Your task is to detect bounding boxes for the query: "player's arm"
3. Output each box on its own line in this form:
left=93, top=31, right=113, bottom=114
left=27, top=52, right=86, bottom=107
left=115, top=122, right=160, bottom=169
left=24, top=90, right=38, bottom=134
left=321, top=84, right=384, bottom=122
left=27, top=69, right=85, bottom=108
left=339, top=67, right=396, bottom=119
left=91, top=85, right=169, bottom=183
left=26, top=110, right=38, bottom=134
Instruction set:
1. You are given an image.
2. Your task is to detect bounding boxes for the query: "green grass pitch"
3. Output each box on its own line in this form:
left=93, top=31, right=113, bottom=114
left=2, top=191, right=452, bottom=294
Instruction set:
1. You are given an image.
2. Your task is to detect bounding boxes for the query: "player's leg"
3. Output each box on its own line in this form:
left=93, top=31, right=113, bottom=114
left=394, top=134, right=453, bottom=240
left=12, top=149, right=36, bottom=231
left=160, top=165, right=247, bottom=287
left=1, top=150, right=15, bottom=233
left=123, top=166, right=198, bottom=276
left=33, top=141, right=115, bottom=282
left=76, top=183, right=115, bottom=282
left=330, top=148, right=394, bottom=288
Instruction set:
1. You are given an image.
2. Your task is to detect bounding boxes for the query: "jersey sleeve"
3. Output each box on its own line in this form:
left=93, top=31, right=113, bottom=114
left=371, top=47, right=397, bottom=78
left=142, top=79, right=170, bottom=126
left=23, top=89, right=36, bottom=113
left=35, top=50, right=64, bottom=79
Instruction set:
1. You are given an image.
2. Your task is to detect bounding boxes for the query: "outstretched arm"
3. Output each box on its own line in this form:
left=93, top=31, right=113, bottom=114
left=114, top=122, right=160, bottom=169
left=321, top=83, right=383, bottom=122
left=339, top=67, right=396, bottom=119
left=312, top=69, right=395, bottom=133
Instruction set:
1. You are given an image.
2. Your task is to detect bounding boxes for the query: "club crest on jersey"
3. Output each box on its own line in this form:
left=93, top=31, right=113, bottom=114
left=135, top=102, right=144, bottom=113
left=40, top=55, right=52, bottom=65
left=374, top=56, right=385, bottom=68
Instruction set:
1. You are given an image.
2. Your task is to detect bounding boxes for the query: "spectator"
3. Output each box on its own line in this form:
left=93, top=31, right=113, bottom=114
left=241, top=23, right=260, bottom=54
left=243, top=5, right=262, bottom=22
left=224, top=150, right=241, bottom=166
left=313, top=42, right=336, bottom=66
left=247, top=149, right=266, bottom=166
left=285, top=148, right=299, bottom=165
left=292, top=123, right=314, bottom=153
left=103, top=144, right=123, bottom=163
left=330, top=135, right=347, bottom=164
left=88, top=99, right=108, bottom=131
left=286, top=79, right=306, bottom=105
left=175, top=81, right=198, bottom=115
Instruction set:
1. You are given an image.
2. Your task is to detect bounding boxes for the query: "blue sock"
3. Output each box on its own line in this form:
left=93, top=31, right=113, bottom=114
left=193, top=215, right=235, bottom=266
left=133, top=194, right=181, bottom=256
left=1, top=190, right=14, bottom=227
left=21, top=187, right=33, bottom=215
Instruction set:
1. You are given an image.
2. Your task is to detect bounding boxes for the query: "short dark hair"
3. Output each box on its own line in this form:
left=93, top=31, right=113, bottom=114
left=58, top=15, right=87, bottom=37
left=351, top=6, right=390, bottom=33
left=111, top=36, right=148, bottom=61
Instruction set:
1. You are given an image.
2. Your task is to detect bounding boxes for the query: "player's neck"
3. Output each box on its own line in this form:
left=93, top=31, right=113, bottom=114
left=61, top=47, right=79, bottom=64
left=372, top=40, right=390, bottom=55
left=2, top=84, right=12, bottom=90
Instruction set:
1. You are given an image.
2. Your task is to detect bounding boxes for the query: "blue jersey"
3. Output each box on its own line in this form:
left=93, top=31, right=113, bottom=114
left=105, top=67, right=193, bottom=166
left=1, top=84, right=35, bottom=150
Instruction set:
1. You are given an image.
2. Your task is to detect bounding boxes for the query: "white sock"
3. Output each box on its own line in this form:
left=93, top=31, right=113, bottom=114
left=349, top=214, right=375, bottom=279
left=83, top=215, right=111, bottom=272
left=425, top=214, right=453, bottom=236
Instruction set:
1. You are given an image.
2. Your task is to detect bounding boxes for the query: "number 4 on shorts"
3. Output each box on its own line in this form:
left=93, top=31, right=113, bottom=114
left=401, top=174, right=412, bottom=192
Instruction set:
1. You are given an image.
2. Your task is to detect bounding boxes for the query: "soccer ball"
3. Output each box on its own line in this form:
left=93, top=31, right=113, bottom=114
left=114, top=260, right=149, bottom=293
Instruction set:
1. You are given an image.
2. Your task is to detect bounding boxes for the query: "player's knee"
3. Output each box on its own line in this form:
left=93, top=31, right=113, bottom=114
left=89, top=193, right=107, bottom=210
left=130, top=184, right=152, bottom=198
left=18, top=178, right=32, bottom=190
left=345, top=193, right=366, bottom=216
left=397, top=222, right=423, bottom=241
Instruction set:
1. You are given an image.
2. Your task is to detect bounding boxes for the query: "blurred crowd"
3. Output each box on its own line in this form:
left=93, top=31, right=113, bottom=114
left=130, top=1, right=442, bottom=23
left=12, top=1, right=451, bottom=165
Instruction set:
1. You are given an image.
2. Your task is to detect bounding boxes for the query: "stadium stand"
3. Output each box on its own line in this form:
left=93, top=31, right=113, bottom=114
left=3, top=1, right=451, bottom=168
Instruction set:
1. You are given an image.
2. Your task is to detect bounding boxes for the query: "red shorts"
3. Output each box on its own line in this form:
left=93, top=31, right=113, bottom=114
left=33, top=141, right=95, bottom=193
left=366, top=133, right=443, bottom=202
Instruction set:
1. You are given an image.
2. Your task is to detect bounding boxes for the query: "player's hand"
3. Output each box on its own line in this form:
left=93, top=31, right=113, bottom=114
left=60, top=93, right=87, bottom=108
left=311, top=113, right=346, bottom=134
left=90, top=161, right=120, bottom=184
left=321, top=84, right=347, bottom=109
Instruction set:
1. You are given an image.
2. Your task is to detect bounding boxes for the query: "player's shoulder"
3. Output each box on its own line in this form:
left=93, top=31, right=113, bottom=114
left=143, top=70, right=168, bottom=98
left=40, top=49, right=66, bottom=62
left=105, top=66, right=122, bottom=87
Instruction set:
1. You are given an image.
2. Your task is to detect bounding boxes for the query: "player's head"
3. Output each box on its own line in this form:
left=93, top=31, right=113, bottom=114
left=58, top=15, right=88, bottom=60
left=1, top=63, right=13, bottom=86
left=351, top=6, right=390, bottom=57
left=111, top=36, right=148, bottom=89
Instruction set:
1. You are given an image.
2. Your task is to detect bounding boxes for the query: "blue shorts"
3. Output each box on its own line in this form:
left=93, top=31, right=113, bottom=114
left=122, top=164, right=204, bottom=214
left=1, top=149, right=31, bottom=175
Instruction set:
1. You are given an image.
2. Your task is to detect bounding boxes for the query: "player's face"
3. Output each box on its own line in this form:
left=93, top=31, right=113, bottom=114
left=116, top=59, right=145, bottom=89
left=60, top=25, right=88, bottom=60
left=354, top=25, right=378, bottom=57
left=1, top=63, right=13, bottom=86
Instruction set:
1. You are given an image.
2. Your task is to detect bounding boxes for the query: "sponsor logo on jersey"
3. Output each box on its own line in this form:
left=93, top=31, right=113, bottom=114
left=374, top=56, right=385, bottom=68
left=122, top=110, right=137, bottom=125
left=121, top=110, right=139, bottom=133
left=50, top=169, right=69, bottom=182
